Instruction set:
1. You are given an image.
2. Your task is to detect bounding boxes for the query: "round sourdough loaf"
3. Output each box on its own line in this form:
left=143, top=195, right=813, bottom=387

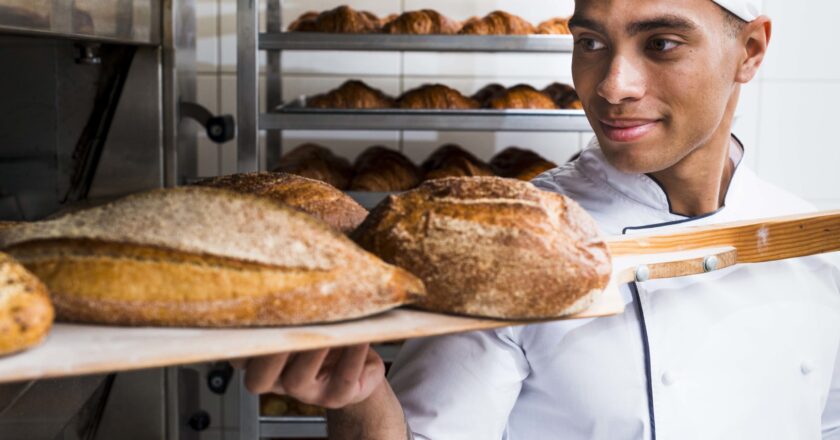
left=194, top=172, right=368, bottom=234
left=352, top=176, right=611, bottom=319
left=0, top=252, right=54, bottom=356
left=0, top=187, right=424, bottom=327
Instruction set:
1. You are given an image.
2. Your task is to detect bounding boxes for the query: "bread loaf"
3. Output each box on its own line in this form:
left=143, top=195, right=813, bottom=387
left=537, top=17, right=571, bottom=34
left=287, top=6, right=382, bottom=33
left=350, top=147, right=421, bottom=192
left=458, top=11, right=535, bottom=35
left=471, top=83, right=507, bottom=108
left=421, top=144, right=495, bottom=180
left=0, top=188, right=424, bottom=327
left=382, top=9, right=460, bottom=35
left=352, top=177, right=611, bottom=319
left=542, top=82, right=583, bottom=110
left=488, top=84, right=558, bottom=110
left=273, top=143, right=354, bottom=190
left=490, top=147, right=557, bottom=181
left=307, top=80, right=395, bottom=109
left=0, top=251, right=54, bottom=356
left=194, top=172, right=368, bottom=234
left=397, top=84, right=480, bottom=110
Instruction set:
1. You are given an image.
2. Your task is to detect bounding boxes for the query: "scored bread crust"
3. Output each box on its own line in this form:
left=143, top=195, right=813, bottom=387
left=352, top=177, right=611, bottom=319
left=0, top=188, right=425, bottom=327
left=0, top=252, right=54, bottom=356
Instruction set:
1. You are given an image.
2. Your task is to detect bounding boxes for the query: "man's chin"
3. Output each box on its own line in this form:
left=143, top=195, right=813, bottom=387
left=599, top=141, right=666, bottom=175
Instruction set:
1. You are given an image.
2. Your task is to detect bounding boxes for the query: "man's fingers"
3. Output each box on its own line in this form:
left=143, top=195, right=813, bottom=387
left=320, top=344, right=373, bottom=407
left=243, top=353, right=291, bottom=394
left=353, top=349, right=387, bottom=404
left=280, top=348, right=331, bottom=399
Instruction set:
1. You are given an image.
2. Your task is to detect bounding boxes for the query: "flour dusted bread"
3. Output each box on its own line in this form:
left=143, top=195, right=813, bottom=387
left=0, top=188, right=424, bottom=327
left=0, top=252, right=54, bottom=356
left=353, top=177, right=611, bottom=319
left=194, top=172, right=367, bottom=234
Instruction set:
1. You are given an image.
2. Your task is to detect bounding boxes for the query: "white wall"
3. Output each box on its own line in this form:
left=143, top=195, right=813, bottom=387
left=195, top=0, right=840, bottom=209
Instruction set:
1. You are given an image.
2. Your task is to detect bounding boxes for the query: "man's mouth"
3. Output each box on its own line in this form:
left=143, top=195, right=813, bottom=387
left=598, top=118, right=660, bottom=143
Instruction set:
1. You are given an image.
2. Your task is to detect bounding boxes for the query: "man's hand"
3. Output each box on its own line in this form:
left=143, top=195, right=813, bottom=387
left=230, top=344, right=385, bottom=409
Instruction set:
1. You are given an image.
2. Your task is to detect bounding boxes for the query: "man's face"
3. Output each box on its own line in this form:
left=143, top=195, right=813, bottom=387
left=570, top=0, right=743, bottom=174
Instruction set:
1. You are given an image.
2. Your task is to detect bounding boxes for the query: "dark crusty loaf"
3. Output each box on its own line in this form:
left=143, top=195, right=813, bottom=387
left=352, top=177, right=611, bottom=319
left=194, top=172, right=368, bottom=234
left=421, top=144, right=495, bottom=180
left=542, top=82, right=583, bottom=109
left=488, top=84, right=558, bottom=110
left=0, top=251, right=54, bottom=356
left=0, top=188, right=424, bottom=327
left=273, top=143, right=354, bottom=190
left=287, top=6, right=382, bottom=33
left=350, top=147, right=421, bottom=192
left=396, top=84, right=480, bottom=110
left=307, top=80, right=395, bottom=109
left=382, top=9, right=460, bottom=34
left=458, top=11, right=535, bottom=35
left=490, top=147, right=557, bottom=181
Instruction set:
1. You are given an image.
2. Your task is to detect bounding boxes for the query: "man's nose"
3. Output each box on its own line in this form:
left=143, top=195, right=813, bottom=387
left=596, top=55, right=646, bottom=105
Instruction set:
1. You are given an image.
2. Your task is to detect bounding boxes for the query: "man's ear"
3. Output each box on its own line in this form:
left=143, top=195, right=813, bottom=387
left=735, top=16, right=772, bottom=83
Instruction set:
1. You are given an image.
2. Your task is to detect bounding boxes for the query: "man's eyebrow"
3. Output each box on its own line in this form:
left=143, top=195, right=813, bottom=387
left=568, top=16, right=607, bottom=35
left=626, top=15, right=699, bottom=35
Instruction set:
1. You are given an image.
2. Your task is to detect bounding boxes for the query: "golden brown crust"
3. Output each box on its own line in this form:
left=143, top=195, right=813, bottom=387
left=0, top=252, right=54, bottom=356
left=536, top=17, right=571, bottom=34
left=396, top=84, right=480, bottom=110
left=490, top=147, right=557, bottom=181
left=488, top=84, right=558, bottom=110
left=273, top=143, right=354, bottom=190
left=471, top=83, right=507, bottom=108
left=542, top=82, right=583, bottom=109
left=349, top=147, right=421, bottom=192
left=352, top=177, right=611, bottom=319
left=458, top=11, right=535, bottom=35
left=307, top=80, right=395, bottom=109
left=287, top=6, right=382, bottom=33
left=382, top=9, right=461, bottom=35
left=421, top=144, right=495, bottom=180
left=193, top=172, right=368, bottom=234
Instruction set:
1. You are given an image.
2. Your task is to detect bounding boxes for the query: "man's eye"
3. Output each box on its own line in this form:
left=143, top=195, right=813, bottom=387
left=576, top=38, right=606, bottom=51
left=647, top=39, right=680, bottom=52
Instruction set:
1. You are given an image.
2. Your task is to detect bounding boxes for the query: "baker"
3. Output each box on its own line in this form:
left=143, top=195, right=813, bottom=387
left=235, top=0, right=840, bottom=438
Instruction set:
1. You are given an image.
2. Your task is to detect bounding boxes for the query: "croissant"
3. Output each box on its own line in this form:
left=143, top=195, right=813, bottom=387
left=488, top=84, right=558, bottom=110
left=421, top=144, right=495, bottom=180
left=542, top=82, right=583, bottom=109
left=287, top=5, right=382, bottom=33
left=471, top=83, right=508, bottom=108
left=350, top=146, right=422, bottom=192
left=397, top=84, right=480, bottom=110
left=458, top=11, right=536, bottom=35
left=382, top=9, right=461, bottom=35
left=490, top=147, right=557, bottom=181
left=307, top=80, right=395, bottom=109
left=273, top=143, right=355, bottom=190
left=537, top=17, right=571, bottom=35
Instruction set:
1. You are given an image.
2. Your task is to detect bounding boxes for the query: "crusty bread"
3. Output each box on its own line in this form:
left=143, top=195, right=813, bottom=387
left=397, top=84, right=480, bottom=110
left=0, top=188, right=424, bottom=327
left=0, top=251, right=54, bottom=356
left=349, top=147, right=422, bottom=192
left=352, top=177, right=611, bottom=319
left=273, top=143, right=354, bottom=190
left=287, top=6, right=382, bottom=33
left=542, top=82, right=583, bottom=110
left=458, top=11, right=535, bottom=35
left=307, top=80, right=395, bottom=109
left=421, top=144, right=495, bottom=180
left=490, top=147, right=557, bottom=181
left=194, top=172, right=368, bottom=234
left=488, top=84, right=558, bottom=110
left=382, top=9, right=460, bottom=34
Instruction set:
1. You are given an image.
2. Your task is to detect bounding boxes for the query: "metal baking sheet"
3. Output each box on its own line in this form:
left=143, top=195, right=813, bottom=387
left=260, top=32, right=573, bottom=53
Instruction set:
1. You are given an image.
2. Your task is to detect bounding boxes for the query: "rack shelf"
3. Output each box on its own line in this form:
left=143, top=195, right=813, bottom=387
left=260, top=32, right=574, bottom=53
left=260, top=416, right=327, bottom=438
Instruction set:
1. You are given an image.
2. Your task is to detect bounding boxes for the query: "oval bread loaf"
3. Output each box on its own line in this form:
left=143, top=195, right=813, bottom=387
left=0, top=252, right=54, bottom=356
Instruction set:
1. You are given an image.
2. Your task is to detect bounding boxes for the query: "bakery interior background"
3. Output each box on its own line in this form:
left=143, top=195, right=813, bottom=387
left=195, top=0, right=840, bottom=209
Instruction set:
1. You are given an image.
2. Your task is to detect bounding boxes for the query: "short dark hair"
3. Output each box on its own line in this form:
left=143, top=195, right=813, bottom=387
left=720, top=6, right=747, bottom=37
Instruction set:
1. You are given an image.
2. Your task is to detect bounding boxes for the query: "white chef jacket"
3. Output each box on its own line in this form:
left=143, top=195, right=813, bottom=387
left=388, top=136, right=840, bottom=440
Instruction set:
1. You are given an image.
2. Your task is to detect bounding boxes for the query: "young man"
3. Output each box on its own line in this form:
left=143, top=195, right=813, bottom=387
left=237, top=0, right=840, bottom=438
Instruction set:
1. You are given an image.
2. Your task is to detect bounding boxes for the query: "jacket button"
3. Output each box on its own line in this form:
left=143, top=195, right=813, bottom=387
left=661, top=371, right=676, bottom=386
left=801, top=362, right=814, bottom=375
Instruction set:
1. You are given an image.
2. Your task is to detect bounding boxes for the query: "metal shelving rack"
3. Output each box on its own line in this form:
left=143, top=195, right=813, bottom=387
left=236, top=1, right=585, bottom=437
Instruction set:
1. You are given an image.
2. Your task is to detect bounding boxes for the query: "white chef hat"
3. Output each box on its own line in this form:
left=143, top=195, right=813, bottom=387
left=711, top=0, right=761, bottom=22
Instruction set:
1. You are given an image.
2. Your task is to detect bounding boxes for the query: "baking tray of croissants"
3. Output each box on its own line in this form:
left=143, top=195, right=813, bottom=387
left=0, top=144, right=624, bottom=381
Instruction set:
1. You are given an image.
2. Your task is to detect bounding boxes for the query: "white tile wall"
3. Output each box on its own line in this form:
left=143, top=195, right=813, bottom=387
left=195, top=0, right=840, bottom=208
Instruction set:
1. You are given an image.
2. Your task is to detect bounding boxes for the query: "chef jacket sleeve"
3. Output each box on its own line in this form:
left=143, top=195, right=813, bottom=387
left=821, top=255, right=840, bottom=439
left=387, top=327, right=530, bottom=440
